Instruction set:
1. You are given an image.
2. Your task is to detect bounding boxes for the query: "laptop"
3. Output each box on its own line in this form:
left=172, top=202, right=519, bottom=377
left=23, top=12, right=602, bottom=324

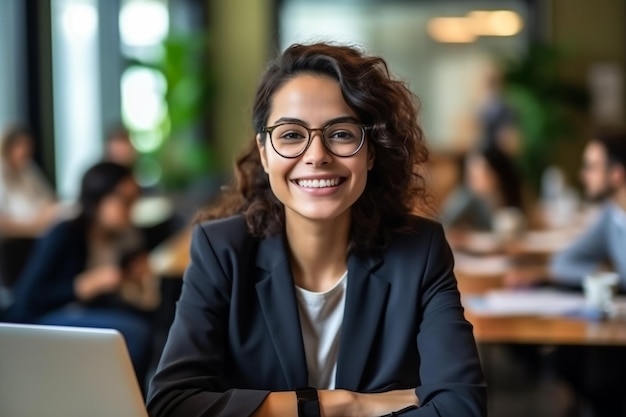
left=0, top=323, right=148, bottom=417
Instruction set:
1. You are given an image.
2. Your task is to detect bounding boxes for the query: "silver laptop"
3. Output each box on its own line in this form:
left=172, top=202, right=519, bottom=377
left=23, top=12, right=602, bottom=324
left=0, top=323, right=148, bottom=417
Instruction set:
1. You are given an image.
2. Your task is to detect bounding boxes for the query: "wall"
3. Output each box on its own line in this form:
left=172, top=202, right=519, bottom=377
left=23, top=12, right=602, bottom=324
left=550, top=0, right=625, bottom=121
left=0, top=0, right=26, bottom=130
left=208, top=0, right=274, bottom=170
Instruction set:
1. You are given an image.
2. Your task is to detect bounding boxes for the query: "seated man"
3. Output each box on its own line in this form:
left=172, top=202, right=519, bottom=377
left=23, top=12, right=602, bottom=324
left=506, top=129, right=626, bottom=417
left=507, top=130, right=626, bottom=289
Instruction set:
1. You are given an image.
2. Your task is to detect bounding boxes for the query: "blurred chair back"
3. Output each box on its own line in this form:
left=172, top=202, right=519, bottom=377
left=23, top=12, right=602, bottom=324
left=0, top=237, right=36, bottom=288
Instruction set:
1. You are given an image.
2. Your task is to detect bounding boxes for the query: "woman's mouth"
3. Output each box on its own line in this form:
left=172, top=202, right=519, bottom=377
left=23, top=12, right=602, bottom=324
left=292, top=177, right=345, bottom=189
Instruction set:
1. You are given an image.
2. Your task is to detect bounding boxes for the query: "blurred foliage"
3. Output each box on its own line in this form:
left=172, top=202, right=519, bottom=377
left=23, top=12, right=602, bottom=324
left=130, top=31, right=216, bottom=190
left=502, top=42, right=590, bottom=191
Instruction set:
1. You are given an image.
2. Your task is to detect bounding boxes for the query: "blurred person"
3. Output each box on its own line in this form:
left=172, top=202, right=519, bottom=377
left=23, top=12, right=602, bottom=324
left=104, top=123, right=183, bottom=250
left=104, top=124, right=137, bottom=168
left=453, top=61, right=520, bottom=156
left=506, top=130, right=626, bottom=289
left=441, top=146, right=524, bottom=232
left=147, top=43, right=486, bottom=417
left=0, top=125, right=59, bottom=237
left=2, top=161, right=159, bottom=384
left=476, top=63, right=520, bottom=156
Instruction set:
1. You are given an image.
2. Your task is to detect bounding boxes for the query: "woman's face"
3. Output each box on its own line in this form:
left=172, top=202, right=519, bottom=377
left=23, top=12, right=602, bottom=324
left=257, top=74, right=374, bottom=224
left=96, top=177, right=139, bottom=232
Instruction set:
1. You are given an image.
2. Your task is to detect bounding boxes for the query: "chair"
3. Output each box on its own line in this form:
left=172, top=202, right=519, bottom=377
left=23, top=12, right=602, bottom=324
left=0, top=237, right=36, bottom=288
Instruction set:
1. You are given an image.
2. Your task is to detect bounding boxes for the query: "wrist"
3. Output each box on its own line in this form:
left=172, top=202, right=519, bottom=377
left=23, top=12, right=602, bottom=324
left=74, top=276, right=89, bottom=301
left=296, top=387, right=320, bottom=417
left=318, top=390, right=355, bottom=417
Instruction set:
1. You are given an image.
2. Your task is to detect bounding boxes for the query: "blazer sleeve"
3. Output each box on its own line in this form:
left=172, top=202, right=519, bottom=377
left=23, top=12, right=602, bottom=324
left=411, top=224, right=487, bottom=417
left=3, top=222, right=78, bottom=322
left=146, top=225, right=270, bottom=417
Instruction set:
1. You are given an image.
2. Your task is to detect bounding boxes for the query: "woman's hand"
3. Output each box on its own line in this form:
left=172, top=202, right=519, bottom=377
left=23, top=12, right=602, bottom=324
left=351, top=389, right=419, bottom=417
left=74, top=265, right=123, bottom=301
left=254, top=388, right=418, bottom=417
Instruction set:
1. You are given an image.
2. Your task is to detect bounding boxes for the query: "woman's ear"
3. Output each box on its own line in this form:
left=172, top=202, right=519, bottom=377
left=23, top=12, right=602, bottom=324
left=367, top=147, right=375, bottom=171
left=256, top=133, right=269, bottom=174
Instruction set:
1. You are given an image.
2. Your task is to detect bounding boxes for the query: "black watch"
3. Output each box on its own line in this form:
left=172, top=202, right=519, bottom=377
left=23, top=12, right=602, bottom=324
left=296, top=387, right=320, bottom=417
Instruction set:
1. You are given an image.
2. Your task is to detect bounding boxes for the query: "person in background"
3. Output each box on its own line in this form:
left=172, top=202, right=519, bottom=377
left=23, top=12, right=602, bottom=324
left=104, top=124, right=137, bottom=169
left=0, top=125, right=59, bottom=237
left=441, top=146, right=524, bottom=231
left=2, top=161, right=158, bottom=384
left=506, top=130, right=626, bottom=289
left=147, top=43, right=485, bottom=417
left=505, top=130, right=626, bottom=417
left=103, top=122, right=183, bottom=250
left=475, top=64, right=520, bottom=157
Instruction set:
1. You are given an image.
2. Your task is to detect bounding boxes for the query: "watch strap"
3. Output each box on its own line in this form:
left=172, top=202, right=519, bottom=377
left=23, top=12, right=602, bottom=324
left=296, top=387, right=320, bottom=417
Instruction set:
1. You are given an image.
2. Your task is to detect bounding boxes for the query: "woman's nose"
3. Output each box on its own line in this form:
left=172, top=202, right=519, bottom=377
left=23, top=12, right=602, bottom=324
left=302, top=132, right=331, bottom=166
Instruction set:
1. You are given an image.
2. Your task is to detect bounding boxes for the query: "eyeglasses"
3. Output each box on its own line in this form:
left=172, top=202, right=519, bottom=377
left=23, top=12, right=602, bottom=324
left=261, top=121, right=371, bottom=158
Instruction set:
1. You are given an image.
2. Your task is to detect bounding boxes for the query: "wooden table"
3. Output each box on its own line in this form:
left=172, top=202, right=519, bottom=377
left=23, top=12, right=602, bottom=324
left=466, top=312, right=626, bottom=346
left=149, top=227, right=192, bottom=278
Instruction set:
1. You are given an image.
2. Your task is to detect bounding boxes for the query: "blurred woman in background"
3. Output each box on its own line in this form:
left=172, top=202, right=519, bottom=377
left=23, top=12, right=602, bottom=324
left=2, top=161, right=158, bottom=384
left=441, top=146, right=524, bottom=232
left=0, top=125, right=59, bottom=237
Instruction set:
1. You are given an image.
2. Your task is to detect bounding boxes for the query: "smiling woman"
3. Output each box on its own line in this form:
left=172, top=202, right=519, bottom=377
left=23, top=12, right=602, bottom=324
left=147, top=43, right=486, bottom=417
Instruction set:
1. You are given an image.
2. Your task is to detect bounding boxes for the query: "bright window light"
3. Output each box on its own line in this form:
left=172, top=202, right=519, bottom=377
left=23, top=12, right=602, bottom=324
left=119, top=0, right=169, bottom=47
left=61, top=0, right=98, bottom=40
left=121, top=66, right=167, bottom=133
left=428, top=10, right=524, bottom=43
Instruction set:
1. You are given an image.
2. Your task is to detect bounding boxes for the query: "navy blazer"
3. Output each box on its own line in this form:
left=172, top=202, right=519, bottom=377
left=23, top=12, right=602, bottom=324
left=147, top=215, right=486, bottom=417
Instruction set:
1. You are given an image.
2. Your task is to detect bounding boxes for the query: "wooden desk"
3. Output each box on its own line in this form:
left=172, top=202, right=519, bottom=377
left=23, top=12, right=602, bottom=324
left=467, top=312, right=626, bottom=346
left=149, top=227, right=192, bottom=278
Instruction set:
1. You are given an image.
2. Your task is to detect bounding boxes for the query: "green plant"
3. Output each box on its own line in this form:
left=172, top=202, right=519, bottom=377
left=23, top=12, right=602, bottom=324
left=501, top=42, right=589, bottom=191
left=130, top=31, right=215, bottom=190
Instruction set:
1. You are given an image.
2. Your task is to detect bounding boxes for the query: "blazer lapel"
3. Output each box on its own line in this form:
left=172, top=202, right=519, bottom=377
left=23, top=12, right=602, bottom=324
left=335, top=251, right=388, bottom=391
left=255, top=234, right=308, bottom=388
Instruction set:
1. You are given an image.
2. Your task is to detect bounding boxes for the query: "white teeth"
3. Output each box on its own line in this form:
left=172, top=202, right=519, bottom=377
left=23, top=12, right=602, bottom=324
left=296, top=178, right=341, bottom=188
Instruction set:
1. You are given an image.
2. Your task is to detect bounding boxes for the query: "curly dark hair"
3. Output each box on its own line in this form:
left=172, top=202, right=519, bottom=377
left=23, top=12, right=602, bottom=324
left=200, top=42, right=431, bottom=253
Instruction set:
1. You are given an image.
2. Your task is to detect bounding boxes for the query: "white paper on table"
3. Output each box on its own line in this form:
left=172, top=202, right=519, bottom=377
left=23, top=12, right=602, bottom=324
left=460, top=232, right=501, bottom=253
left=467, top=289, right=587, bottom=316
left=454, top=253, right=511, bottom=276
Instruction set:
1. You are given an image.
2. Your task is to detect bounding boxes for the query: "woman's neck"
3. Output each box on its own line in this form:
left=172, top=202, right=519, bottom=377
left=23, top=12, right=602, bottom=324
left=285, top=211, right=350, bottom=292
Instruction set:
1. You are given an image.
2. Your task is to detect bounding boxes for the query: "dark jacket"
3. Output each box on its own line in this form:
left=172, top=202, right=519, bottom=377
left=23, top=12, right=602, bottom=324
left=147, top=215, right=486, bottom=417
left=3, top=220, right=87, bottom=322
left=3, top=220, right=147, bottom=323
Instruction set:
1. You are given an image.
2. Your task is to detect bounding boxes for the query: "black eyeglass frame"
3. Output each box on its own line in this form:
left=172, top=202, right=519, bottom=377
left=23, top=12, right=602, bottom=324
left=261, top=121, right=373, bottom=159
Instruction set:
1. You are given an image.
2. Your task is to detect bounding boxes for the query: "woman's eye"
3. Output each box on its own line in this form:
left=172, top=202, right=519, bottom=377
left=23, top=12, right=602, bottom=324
left=329, top=131, right=355, bottom=140
left=280, top=132, right=306, bottom=140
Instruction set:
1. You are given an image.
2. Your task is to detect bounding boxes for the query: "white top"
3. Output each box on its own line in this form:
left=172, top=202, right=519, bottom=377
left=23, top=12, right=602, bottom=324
left=0, top=162, right=54, bottom=221
left=295, top=271, right=348, bottom=389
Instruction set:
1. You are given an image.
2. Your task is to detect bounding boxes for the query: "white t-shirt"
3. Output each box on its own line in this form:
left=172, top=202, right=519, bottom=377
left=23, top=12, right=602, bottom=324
left=295, top=271, right=348, bottom=389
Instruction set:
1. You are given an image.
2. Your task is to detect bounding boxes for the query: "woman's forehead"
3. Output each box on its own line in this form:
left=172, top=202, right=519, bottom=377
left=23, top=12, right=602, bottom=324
left=267, top=74, right=356, bottom=125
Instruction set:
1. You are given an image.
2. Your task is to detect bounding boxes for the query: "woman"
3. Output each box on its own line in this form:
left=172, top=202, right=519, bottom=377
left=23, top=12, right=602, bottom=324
left=148, top=43, right=486, bottom=417
left=0, top=125, right=58, bottom=237
left=3, top=161, right=158, bottom=382
left=440, top=146, right=524, bottom=231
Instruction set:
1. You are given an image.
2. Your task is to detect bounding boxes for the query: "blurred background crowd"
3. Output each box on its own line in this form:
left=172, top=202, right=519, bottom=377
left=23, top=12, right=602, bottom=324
left=0, top=0, right=625, bottom=416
